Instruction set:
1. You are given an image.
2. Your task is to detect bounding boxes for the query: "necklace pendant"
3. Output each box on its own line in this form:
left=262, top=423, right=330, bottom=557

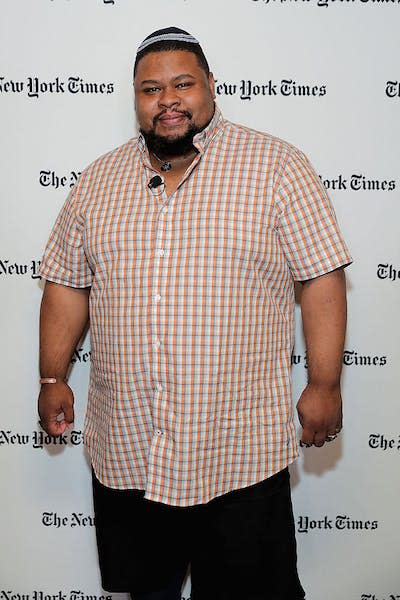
left=161, top=162, right=172, bottom=172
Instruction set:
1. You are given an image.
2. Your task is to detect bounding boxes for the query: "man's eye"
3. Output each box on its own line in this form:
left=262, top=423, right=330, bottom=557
left=176, top=82, right=191, bottom=89
left=143, top=87, right=160, bottom=94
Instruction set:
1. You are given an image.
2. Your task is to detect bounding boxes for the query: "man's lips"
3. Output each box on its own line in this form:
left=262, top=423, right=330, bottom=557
left=155, top=111, right=191, bottom=126
left=160, top=115, right=185, bottom=124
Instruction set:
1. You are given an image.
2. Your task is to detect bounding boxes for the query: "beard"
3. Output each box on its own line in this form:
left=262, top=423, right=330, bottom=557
left=140, top=110, right=209, bottom=158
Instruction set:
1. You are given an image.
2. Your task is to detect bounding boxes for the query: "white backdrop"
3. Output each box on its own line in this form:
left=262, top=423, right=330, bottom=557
left=1, top=1, right=399, bottom=599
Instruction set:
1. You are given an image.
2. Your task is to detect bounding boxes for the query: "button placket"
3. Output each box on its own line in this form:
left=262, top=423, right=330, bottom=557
left=151, top=200, right=173, bottom=433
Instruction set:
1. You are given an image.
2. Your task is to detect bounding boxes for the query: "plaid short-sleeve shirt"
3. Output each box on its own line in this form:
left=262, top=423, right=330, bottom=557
left=39, top=106, right=352, bottom=506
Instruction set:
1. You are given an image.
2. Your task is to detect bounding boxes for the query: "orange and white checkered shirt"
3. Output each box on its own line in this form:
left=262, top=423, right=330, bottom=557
left=39, top=106, right=351, bottom=506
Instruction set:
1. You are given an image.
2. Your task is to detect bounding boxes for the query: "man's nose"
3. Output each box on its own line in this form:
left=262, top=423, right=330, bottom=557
left=158, top=87, right=180, bottom=109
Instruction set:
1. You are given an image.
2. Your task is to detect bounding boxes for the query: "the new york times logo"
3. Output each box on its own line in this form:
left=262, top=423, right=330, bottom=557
left=386, top=81, right=400, bottom=97
left=252, top=0, right=400, bottom=7
left=369, top=434, right=400, bottom=451
left=0, top=429, right=83, bottom=449
left=0, top=76, right=114, bottom=98
left=50, top=0, right=115, bottom=5
left=343, top=350, right=387, bottom=367
left=291, top=353, right=308, bottom=367
left=215, top=79, right=326, bottom=99
left=71, top=347, right=91, bottom=365
left=39, top=170, right=81, bottom=190
left=377, top=264, right=400, bottom=281
left=0, top=259, right=41, bottom=279
left=320, top=174, right=396, bottom=191
left=291, top=350, right=387, bottom=368
left=361, top=595, right=400, bottom=600
left=42, top=512, right=95, bottom=528
left=0, top=591, right=112, bottom=600
left=297, top=515, right=378, bottom=533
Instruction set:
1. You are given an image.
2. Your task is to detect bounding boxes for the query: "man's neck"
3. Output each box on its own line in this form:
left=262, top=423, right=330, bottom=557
left=150, top=147, right=198, bottom=173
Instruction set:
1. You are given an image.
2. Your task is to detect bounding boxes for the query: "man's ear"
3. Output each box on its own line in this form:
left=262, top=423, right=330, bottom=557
left=208, top=72, right=216, bottom=99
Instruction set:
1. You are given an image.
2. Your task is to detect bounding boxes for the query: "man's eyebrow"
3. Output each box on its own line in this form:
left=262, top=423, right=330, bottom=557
left=139, top=74, right=196, bottom=86
left=140, top=79, right=161, bottom=86
left=173, top=74, right=196, bottom=81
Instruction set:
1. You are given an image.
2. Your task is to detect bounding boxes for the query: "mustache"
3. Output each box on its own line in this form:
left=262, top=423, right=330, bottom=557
left=153, top=109, right=193, bottom=126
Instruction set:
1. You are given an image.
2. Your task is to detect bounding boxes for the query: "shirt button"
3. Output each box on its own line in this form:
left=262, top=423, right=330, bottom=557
left=153, top=339, right=161, bottom=349
left=155, top=429, right=164, bottom=436
left=162, top=206, right=169, bottom=214
left=156, top=249, right=165, bottom=257
left=154, top=294, right=161, bottom=302
left=156, top=384, right=163, bottom=392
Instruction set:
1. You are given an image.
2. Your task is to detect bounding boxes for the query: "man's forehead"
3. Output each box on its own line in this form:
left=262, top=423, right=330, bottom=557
left=135, top=50, right=203, bottom=80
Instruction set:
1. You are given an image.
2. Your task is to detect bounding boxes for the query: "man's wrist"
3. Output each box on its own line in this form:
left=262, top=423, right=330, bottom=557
left=306, top=380, right=341, bottom=392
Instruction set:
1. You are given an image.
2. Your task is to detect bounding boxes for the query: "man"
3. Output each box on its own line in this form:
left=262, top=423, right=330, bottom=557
left=38, top=27, right=351, bottom=600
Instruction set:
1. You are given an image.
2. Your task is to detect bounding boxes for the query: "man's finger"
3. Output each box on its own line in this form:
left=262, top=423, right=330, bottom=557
left=300, top=426, right=315, bottom=447
left=314, top=429, right=330, bottom=447
left=62, top=402, right=75, bottom=425
left=39, top=417, right=64, bottom=436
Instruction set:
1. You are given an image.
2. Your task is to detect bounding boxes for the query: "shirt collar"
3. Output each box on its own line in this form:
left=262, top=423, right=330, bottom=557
left=137, top=103, right=224, bottom=158
left=192, top=104, right=224, bottom=154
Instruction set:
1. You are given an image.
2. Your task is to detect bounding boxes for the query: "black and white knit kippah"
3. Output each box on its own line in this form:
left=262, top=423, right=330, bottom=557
left=137, top=27, right=200, bottom=54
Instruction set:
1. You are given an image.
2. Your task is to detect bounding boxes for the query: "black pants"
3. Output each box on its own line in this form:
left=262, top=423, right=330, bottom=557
left=92, top=468, right=305, bottom=600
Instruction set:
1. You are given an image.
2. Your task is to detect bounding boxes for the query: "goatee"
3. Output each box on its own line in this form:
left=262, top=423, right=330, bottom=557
left=141, top=122, right=201, bottom=158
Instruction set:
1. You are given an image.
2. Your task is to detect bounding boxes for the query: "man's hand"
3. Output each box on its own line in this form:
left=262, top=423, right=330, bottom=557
left=297, top=382, right=342, bottom=447
left=38, top=381, right=75, bottom=436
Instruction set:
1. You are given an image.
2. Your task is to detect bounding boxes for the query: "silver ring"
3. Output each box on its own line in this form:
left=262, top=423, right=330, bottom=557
left=326, top=434, right=338, bottom=442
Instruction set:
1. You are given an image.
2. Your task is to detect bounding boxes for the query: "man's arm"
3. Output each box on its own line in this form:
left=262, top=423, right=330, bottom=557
left=297, top=268, right=347, bottom=447
left=38, top=281, right=90, bottom=436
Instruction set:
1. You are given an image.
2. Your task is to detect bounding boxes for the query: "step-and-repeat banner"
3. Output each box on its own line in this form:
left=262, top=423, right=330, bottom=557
left=1, top=2, right=399, bottom=599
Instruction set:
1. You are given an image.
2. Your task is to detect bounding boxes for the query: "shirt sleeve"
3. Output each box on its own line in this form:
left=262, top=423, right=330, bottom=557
left=39, top=185, right=93, bottom=288
left=275, top=148, right=352, bottom=281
